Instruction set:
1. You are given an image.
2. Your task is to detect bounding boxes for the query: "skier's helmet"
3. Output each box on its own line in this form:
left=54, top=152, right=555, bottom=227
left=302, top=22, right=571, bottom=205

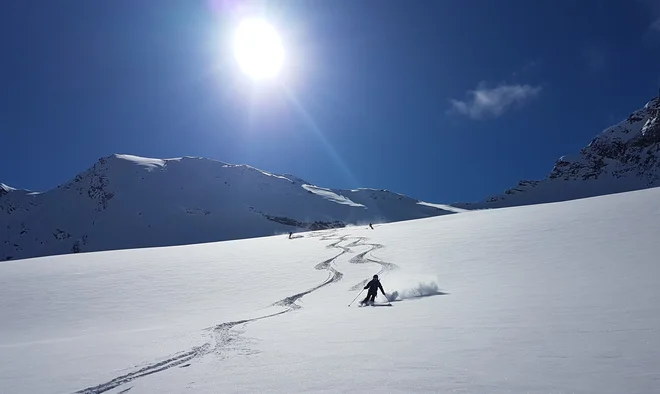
left=373, top=274, right=378, bottom=279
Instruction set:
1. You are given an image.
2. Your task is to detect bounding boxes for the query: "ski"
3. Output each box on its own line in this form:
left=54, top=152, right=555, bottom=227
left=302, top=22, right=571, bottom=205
left=358, top=302, right=392, bottom=307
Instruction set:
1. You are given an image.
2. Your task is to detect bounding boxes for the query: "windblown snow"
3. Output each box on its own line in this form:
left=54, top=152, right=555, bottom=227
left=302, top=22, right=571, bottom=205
left=113, top=154, right=167, bottom=171
left=301, top=184, right=365, bottom=207
left=0, top=183, right=16, bottom=193
left=1, top=186, right=659, bottom=394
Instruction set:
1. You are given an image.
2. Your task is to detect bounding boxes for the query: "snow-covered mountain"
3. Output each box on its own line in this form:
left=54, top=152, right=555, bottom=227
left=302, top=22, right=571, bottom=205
left=2, top=186, right=658, bottom=394
left=6, top=95, right=659, bottom=260
left=1, top=154, right=455, bottom=261
left=455, top=95, right=660, bottom=209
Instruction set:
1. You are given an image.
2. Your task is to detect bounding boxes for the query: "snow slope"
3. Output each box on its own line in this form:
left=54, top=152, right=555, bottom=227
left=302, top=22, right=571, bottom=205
left=0, top=154, right=453, bottom=261
left=455, top=95, right=660, bottom=209
left=1, top=186, right=659, bottom=394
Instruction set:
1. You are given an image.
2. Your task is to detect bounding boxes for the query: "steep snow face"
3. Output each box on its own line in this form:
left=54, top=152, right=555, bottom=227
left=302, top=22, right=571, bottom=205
left=457, top=96, right=660, bottom=209
left=1, top=186, right=659, bottom=394
left=0, top=154, right=453, bottom=261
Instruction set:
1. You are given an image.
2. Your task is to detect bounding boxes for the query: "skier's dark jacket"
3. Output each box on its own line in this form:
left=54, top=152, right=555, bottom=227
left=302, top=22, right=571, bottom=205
left=364, top=279, right=384, bottom=294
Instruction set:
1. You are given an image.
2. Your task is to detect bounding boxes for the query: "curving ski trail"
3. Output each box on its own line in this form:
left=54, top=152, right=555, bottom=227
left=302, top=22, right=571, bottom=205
left=72, top=230, right=373, bottom=394
left=346, top=238, right=399, bottom=291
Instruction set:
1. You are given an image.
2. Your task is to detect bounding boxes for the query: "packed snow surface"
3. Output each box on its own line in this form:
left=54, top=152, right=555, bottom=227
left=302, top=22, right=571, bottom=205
left=1, top=187, right=659, bottom=393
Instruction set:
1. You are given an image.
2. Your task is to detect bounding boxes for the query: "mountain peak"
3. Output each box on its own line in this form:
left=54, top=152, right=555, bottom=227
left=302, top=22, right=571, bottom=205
left=1, top=155, right=455, bottom=261
left=643, top=96, right=660, bottom=110
left=456, top=94, right=660, bottom=209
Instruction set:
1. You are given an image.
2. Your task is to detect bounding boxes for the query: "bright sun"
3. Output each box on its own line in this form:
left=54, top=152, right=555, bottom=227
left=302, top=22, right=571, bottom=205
left=233, top=18, right=284, bottom=80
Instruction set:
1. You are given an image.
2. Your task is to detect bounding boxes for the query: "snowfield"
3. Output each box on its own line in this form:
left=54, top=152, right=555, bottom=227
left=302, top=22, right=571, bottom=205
left=1, top=187, right=660, bottom=393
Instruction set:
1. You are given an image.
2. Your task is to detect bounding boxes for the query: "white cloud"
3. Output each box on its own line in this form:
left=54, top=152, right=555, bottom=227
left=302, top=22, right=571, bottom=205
left=651, top=18, right=660, bottom=31
left=449, top=83, right=542, bottom=120
left=512, top=60, right=539, bottom=78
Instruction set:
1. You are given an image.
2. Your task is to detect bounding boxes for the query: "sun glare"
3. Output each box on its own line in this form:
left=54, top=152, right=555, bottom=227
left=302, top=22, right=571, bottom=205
left=233, top=18, right=284, bottom=80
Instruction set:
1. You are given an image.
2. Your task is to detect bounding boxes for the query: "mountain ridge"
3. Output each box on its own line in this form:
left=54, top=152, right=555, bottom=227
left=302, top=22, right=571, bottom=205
left=5, top=94, right=660, bottom=260
left=1, top=154, right=453, bottom=261
left=454, top=94, right=660, bottom=209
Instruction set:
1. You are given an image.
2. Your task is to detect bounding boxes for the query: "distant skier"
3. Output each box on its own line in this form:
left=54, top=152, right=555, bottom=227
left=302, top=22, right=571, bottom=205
left=288, top=232, right=293, bottom=239
left=369, top=223, right=374, bottom=230
left=360, top=274, right=387, bottom=305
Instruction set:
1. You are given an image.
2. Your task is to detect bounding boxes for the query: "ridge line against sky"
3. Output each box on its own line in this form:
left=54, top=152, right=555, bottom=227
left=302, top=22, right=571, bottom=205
left=1, top=0, right=660, bottom=203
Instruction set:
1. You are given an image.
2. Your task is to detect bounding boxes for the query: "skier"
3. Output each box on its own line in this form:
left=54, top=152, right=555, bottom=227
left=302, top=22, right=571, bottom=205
left=288, top=232, right=293, bottom=239
left=369, top=223, right=374, bottom=230
left=360, top=274, right=387, bottom=305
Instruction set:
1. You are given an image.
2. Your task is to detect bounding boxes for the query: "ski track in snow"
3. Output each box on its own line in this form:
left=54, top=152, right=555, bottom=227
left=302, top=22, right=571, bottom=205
left=347, top=240, right=399, bottom=291
left=73, top=230, right=394, bottom=394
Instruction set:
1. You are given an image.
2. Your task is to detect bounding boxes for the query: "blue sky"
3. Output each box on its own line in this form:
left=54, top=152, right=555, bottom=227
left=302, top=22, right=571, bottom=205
left=1, top=0, right=659, bottom=203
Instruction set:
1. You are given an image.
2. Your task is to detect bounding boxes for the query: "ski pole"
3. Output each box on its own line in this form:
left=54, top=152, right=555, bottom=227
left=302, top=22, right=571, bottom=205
left=348, top=288, right=365, bottom=307
left=381, top=291, right=391, bottom=305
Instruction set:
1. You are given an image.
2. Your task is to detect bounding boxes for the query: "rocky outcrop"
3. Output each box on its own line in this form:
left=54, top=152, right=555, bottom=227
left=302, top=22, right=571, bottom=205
left=459, top=95, right=660, bottom=208
left=547, top=98, right=660, bottom=185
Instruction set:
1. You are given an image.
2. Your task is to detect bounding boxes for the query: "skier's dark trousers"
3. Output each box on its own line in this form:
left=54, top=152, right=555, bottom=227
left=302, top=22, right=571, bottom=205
left=362, top=274, right=385, bottom=304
